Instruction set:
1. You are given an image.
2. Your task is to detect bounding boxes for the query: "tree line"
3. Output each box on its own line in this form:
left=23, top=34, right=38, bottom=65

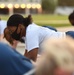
left=41, top=0, right=74, bottom=14
left=58, top=0, right=74, bottom=6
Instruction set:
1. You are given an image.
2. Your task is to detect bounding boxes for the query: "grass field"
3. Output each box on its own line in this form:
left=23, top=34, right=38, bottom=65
left=0, top=14, right=71, bottom=27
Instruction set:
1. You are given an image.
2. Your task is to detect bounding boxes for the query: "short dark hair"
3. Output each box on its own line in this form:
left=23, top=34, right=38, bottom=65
left=68, top=11, right=74, bottom=20
left=7, top=14, right=32, bottom=27
left=7, top=14, right=24, bottom=27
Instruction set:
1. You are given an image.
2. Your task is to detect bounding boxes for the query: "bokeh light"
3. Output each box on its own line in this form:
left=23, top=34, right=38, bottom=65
left=7, top=4, right=13, bottom=9
left=20, top=4, right=26, bottom=9
left=27, top=4, right=31, bottom=9
left=14, top=4, right=19, bottom=8
left=36, top=4, right=41, bottom=9
left=0, top=4, right=5, bottom=8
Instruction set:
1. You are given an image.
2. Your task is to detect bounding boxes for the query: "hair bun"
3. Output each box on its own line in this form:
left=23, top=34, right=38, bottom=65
left=28, top=14, right=31, bottom=17
left=27, top=14, right=32, bottom=24
left=27, top=15, right=32, bottom=19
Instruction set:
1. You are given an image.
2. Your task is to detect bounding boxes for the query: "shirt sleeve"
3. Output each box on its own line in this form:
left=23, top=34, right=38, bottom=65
left=25, top=29, right=39, bottom=52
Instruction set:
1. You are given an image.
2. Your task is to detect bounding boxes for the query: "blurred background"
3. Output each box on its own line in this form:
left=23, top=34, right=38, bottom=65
left=0, top=0, right=74, bottom=27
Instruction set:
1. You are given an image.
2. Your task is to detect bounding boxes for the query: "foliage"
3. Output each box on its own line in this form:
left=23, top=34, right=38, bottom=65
left=58, top=0, right=74, bottom=6
left=41, top=0, right=58, bottom=13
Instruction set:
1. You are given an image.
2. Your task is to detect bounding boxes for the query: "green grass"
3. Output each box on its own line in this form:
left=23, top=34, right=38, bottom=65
left=36, top=23, right=71, bottom=27
left=0, top=15, right=9, bottom=20
left=0, top=14, right=71, bottom=27
left=32, top=14, right=68, bottom=20
left=32, top=14, right=71, bottom=27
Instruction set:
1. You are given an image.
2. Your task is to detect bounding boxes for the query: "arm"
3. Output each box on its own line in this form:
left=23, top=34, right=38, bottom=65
left=4, top=28, right=18, bottom=49
left=25, top=25, right=39, bottom=61
left=24, top=48, right=38, bottom=62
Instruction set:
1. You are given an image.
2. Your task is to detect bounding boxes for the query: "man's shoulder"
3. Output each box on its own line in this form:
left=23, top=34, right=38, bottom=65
left=27, top=23, right=39, bottom=31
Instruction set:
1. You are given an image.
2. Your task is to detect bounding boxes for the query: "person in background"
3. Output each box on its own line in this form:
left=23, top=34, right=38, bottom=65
left=3, top=10, right=74, bottom=46
left=4, top=14, right=74, bottom=62
left=4, top=21, right=57, bottom=49
left=65, top=11, right=74, bottom=39
left=35, top=38, right=74, bottom=75
left=4, top=26, right=57, bottom=48
left=4, top=14, right=66, bottom=62
left=68, top=11, right=74, bottom=26
left=0, top=17, right=7, bottom=41
left=0, top=42, right=33, bottom=75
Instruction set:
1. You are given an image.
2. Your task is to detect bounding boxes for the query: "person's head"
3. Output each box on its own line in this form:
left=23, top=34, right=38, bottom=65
left=7, top=14, right=32, bottom=40
left=4, top=27, right=25, bottom=45
left=35, top=38, right=74, bottom=75
left=68, top=11, right=74, bottom=26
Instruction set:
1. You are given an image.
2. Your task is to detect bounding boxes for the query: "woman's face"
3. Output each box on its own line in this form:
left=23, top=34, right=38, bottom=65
left=7, top=24, right=25, bottom=41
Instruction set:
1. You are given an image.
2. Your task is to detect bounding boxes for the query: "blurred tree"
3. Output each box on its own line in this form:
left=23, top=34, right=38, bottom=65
left=42, top=0, right=58, bottom=14
left=58, top=0, right=74, bottom=6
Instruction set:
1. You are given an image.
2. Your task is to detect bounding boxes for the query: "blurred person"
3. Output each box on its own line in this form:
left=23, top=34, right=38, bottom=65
left=0, top=18, right=7, bottom=41
left=68, top=11, right=74, bottom=26
left=4, top=26, right=56, bottom=48
left=4, top=21, right=57, bottom=49
left=66, top=11, right=74, bottom=39
left=4, top=14, right=74, bottom=62
left=34, top=38, right=74, bottom=75
left=0, top=42, right=33, bottom=75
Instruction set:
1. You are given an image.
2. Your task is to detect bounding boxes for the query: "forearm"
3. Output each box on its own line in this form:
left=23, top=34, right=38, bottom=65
left=24, top=48, right=38, bottom=62
left=11, top=41, right=18, bottom=49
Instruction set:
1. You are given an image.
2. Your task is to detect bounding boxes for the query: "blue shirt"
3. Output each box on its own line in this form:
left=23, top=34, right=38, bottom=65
left=0, top=42, right=33, bottom=75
